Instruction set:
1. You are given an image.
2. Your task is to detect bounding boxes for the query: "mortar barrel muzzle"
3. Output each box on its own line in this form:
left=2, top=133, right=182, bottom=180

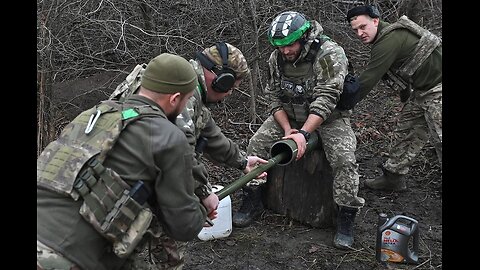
left=269, top=131, right=319, bottom=166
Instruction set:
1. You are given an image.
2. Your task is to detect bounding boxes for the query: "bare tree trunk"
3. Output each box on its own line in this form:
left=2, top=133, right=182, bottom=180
left=398, top=0, right=422, bottom=24
left=139, top=2, right=154, bottom=32
left=232, top=0, right=257, bottom=123
left=247, top=0, right=261, bottom=124
left=35, top=0, right=441, bottom=145
left=37, top=3, right=56, bottom=156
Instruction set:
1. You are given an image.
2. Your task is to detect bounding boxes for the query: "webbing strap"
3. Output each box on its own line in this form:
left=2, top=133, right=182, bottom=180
left=398, top=32, right=441, bottom=79
left=304, top=38, right=321, bottom=63
left=101, top=190, right=143, bottom=235
left=88, top=158, right=126, bottom=196
left=73, top=157, right=130, bottom=225
left=378, top=16, right=441, bottom=83
left=82, top=169, right=116, bottom=210
left=87, top=158, right=144, bottom=236
left=74, top=176, right=107, bottom=222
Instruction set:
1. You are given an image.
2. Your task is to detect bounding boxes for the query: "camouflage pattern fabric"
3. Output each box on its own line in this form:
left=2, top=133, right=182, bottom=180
left=177, top=60, right=212, bottom=141
left=266, top=20, right=349, bottom=121
left=247, top=109, right=365, bottom=208
left=109, top=63, right=146, bottom=102
left=175, top=59, right=219, bottom=199
left=252, top=19, right=364, bottom=208
left=176, top=59, right=248, bottom=198
left=122, top=230, right=187, bottom=270
left=37, top=240, right=80, bottom=270
left=377, top=15, right=441, bottom=81
left=202, top=42, right=250, bottom=80
left=384, top=83, right=442, bottom=175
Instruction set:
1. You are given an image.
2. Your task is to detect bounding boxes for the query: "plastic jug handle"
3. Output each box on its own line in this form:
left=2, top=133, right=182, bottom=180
left=393, top=215, right=418, bottom=224
left=385, top=215, right=417, bottom=228
left=412, top=221, right=419, bottom=251
left=382, top=215, right=419, bottom=235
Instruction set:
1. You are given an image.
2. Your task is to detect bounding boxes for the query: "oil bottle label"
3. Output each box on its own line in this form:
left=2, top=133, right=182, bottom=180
left=380, top=248, right=404, bottom=262
left=380, top=229, right=405, bottom=262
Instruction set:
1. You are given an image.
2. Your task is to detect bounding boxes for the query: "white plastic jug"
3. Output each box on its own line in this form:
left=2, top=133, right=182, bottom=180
left=197, top=185, right=232, bottom=241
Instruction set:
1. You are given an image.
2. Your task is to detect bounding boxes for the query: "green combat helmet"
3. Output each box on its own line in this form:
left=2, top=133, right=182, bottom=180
left=267, top=11, right=311, bottom=47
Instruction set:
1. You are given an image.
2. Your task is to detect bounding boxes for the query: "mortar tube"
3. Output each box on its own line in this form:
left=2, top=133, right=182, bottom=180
left=269, top=131, right=319, bottom=166
left=215, top=132, right=318, bottom=200
left=215, top=151, right=288, bottom=200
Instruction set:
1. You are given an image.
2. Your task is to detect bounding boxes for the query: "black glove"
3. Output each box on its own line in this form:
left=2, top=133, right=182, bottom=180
left=337, top=73, right=360, bottom=110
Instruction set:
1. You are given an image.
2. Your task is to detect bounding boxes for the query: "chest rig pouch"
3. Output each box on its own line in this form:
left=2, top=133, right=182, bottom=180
left=277, top=36, right=361, bottom=118
left=37, top=100, right=162, bottom=258
left=278, top=54, right=315, bottom=123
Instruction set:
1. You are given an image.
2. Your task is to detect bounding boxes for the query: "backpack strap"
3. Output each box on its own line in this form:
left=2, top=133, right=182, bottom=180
left=395, top=16, right=441, bottom=80
left=109, top=64, right=147, bottom=101
left=304, top=38, right=322, bottom=63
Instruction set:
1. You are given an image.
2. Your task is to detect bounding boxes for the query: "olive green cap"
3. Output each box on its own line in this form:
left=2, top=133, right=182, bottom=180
left=141, top=53, right=198, bottom=94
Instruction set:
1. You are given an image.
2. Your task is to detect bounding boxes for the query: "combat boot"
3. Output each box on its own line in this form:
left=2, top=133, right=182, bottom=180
left=364, top=167, right=407, bottom=191
left=232, top=185, right=264, bottom=228
left=333, top=206, right=358, bottom=250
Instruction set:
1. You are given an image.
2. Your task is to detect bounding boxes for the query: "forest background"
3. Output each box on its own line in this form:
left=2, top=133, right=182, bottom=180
left=37, top=0, right=442, bottom=151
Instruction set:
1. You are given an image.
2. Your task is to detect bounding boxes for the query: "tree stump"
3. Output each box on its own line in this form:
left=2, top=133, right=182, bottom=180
left=265, top=144, right=336, bottom=228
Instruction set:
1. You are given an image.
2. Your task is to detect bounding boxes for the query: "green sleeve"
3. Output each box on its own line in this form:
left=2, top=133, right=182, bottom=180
left=358, top=29, right=411, bottom=102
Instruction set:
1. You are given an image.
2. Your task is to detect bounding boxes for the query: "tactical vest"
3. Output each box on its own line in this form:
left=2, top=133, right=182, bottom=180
left=276, top=35, right=359, bottom=121
left=276, top=49, right=315, bottom=122
left=37, top=99, right=162, bottom=258
left=109, top=64, right=146, bottom=102
left=378, top=15, right=442, bottom=91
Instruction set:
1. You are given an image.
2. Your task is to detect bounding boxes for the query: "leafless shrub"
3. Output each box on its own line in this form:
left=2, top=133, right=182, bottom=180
left=37, top=0, right=442, bottom=153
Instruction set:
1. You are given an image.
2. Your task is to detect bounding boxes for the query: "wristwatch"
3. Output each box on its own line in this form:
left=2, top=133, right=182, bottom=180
left=298, top=129, right=311, bottom=141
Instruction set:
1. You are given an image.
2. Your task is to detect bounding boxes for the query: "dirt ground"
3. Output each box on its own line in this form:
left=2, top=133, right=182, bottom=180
left=183, top=86, right=442, bottom=270
left=51, top=73, right=442, bottom=270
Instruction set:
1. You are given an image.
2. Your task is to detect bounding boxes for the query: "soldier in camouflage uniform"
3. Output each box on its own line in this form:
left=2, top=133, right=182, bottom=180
left=109, top=43, right=268, bottom=232
left=347, top=5, right=442, bottom=191
left=37, top=53, right=208, bottom=270
left=232, top=11, right=365, bottom=250
left=175, top=42, right=268, bottom=217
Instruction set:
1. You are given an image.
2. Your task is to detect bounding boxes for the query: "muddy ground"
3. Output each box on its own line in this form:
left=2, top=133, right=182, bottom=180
left=51, top=72, right=442, bottom=270
left=183, top=85, right=442, bottom=270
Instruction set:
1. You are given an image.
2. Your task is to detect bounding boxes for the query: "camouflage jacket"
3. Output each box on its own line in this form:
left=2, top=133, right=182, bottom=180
left=266, top=20, right=349, bottom=122
left=357, top=20, right=442, bottom=103
left=109, top=60, right=246, bottom=199
left=176, top=59, right=247, bottom=199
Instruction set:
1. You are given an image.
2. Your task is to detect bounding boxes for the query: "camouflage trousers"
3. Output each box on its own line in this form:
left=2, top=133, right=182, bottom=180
left=247, top=109, right=365, bottom=208
left=384, top=83, right=442, bottom=175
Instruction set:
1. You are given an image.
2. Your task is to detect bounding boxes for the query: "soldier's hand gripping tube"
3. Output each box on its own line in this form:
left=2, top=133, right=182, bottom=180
left=215, top=153, right=286, bottom=200
left=215, top=132, right=318, bottom=200
left=269, top=131, right=319, bottom=166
